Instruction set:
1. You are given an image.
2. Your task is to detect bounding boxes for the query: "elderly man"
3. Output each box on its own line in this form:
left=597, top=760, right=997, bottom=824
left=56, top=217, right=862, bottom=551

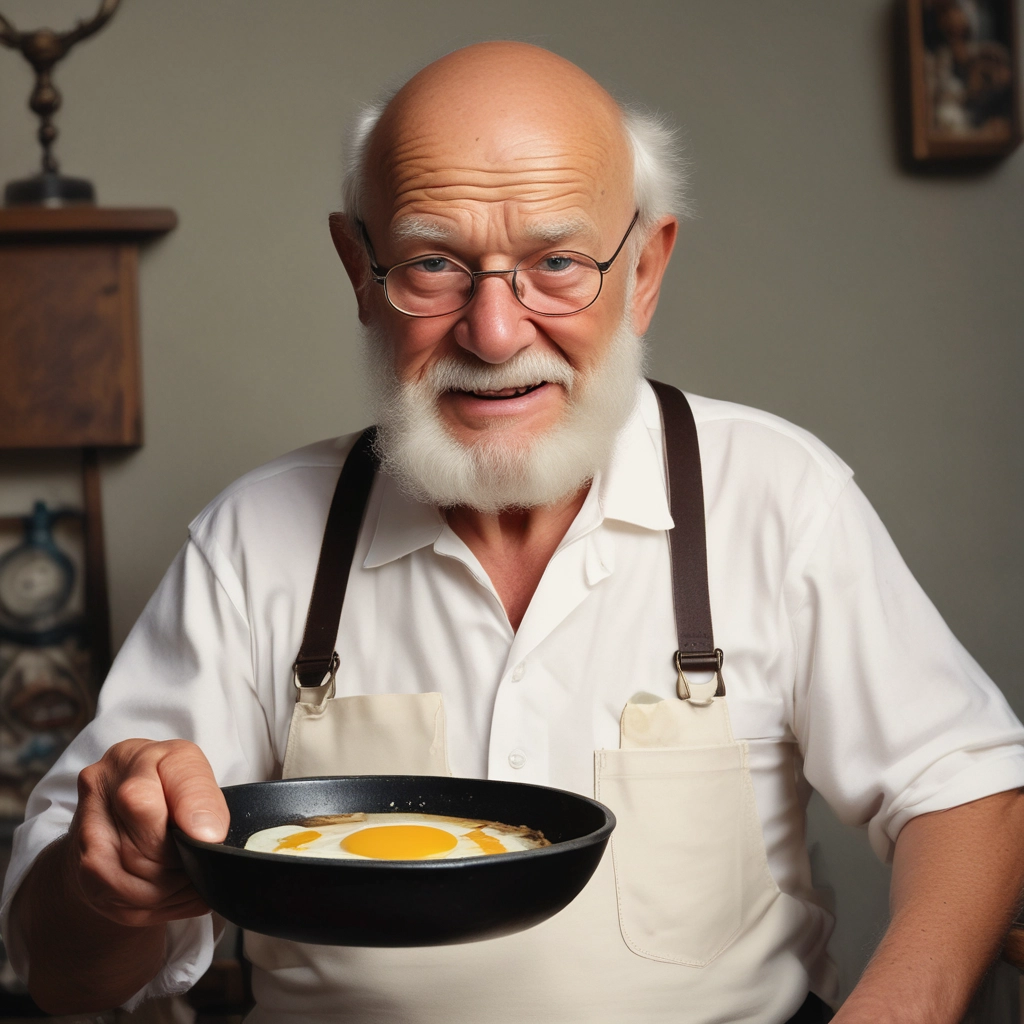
left=4, top=42, right=1024, bottom=1024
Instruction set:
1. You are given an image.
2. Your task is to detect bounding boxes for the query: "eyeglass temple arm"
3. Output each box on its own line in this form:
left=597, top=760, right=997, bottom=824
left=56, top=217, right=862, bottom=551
left=357, top=220, right=388, bottom=283
left=595, top=209, right=640, bottom=273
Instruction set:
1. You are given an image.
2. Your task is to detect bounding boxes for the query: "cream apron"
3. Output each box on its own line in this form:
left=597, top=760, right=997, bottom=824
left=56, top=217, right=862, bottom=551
left=244, top=383, right=828, bottom=1024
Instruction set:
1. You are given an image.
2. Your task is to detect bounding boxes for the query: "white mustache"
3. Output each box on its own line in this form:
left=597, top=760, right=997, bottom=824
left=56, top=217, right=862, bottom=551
left=423, top=349, right=576, bottom=396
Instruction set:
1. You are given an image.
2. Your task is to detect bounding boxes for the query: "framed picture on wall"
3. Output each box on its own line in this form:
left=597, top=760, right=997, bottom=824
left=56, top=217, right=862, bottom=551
left=905, top=0, right=1022, bottom=160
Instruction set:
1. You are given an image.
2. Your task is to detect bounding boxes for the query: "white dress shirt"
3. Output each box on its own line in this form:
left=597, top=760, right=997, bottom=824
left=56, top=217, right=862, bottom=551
left=4, top=381, right=1023, bottom=1006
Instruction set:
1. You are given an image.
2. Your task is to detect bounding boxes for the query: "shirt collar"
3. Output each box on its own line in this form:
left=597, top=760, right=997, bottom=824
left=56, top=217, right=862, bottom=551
left=596, top=380, right=674, bottom=531
left=363, top=473, right=445, bottom=568
left=363, top=380, right=673, bottom=570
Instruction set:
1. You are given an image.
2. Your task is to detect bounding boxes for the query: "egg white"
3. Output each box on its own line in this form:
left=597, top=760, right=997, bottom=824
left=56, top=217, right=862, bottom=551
left=243, top=812, right=547, bottom=860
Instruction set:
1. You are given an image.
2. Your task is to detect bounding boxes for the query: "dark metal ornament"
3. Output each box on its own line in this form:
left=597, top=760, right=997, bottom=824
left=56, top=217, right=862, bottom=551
left=0, top=0, right=121, bottom=207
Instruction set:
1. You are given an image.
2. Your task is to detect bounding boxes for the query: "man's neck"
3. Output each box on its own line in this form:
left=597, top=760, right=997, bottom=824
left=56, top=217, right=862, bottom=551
left=445, top=485, right=590, bottom=632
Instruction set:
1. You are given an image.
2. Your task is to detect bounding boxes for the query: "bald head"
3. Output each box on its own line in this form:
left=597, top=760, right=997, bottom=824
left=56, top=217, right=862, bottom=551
left=381, top=41, right=626, bottom=139
left=342, top=43, right=686, bottom=251
left=353, top=43, right=634, bottom=251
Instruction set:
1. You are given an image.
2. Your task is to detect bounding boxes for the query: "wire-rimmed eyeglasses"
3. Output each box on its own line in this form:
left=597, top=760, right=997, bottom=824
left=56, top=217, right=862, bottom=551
left=359, top=210, right=640, bottom=318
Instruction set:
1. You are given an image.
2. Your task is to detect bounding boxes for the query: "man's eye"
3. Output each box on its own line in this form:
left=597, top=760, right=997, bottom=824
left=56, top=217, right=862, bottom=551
left=414, top=257, right=451, bottom=273
left=539, top=255, right=575, bottom=272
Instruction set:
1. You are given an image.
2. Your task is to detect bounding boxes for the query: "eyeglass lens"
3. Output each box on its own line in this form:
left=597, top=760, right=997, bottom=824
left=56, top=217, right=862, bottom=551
left=385, top=252, right=603, bottom=317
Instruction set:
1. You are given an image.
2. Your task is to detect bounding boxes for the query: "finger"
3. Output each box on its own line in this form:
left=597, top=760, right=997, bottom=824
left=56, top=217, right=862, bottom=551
left=105, top=876, right=203, bottom=909
left=77, top=808, right=183, bottom=889
left=77, top=812, right=194, bottom=902
left=101, top=739, right=228, bottom=850
left=98, top=886, right=213, bottom=928
left=84, top=740, right=177, bottom=863
left=79, top=847, right=202, bottom=922
left=155, top=743, right=229, bottom=843
left=71, top=741, right=223, bottom=926
left=103, top=874, right=202, bottom=913
left=83, top=869, right=196, bottom=914
left=78, top=831, right=208, bottom=922
left=108, top=769, right=173, bottom=862
left=109, top=896, right=213, bottom=929
left=79, top=742, right=215, bottom=876
left=78, top=761, right=176, bottom=886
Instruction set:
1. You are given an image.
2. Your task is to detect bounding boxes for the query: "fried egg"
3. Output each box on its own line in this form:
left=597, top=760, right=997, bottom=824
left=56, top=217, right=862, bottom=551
left=243, top=812, right=549, bottom=861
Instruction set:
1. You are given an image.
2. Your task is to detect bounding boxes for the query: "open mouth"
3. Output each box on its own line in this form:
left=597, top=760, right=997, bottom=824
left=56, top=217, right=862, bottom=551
left=456, top=382, right=548, bottom=401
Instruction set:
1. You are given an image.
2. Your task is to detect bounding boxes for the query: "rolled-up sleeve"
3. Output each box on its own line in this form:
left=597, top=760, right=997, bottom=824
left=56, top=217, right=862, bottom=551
left=791, top=480, right=1024, bottom=862
left=0, top=536, right=274, bottom=1007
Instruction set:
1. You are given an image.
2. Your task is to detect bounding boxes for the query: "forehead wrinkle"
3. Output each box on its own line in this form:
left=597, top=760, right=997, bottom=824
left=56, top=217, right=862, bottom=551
left=368, top=109, right=630, bottom=246
left=388, top=161, right=605, bottom=200
left=377, top=132, right=612, bottom=207
left=394, top=183, right=595, bottom=211
left=386, top=159, right=607, bottom=218
left=383, top=126, right=611, bottom=170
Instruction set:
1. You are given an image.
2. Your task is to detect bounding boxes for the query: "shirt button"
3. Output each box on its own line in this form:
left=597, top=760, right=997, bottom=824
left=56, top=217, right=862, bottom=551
left=511, top=662, right=526, bottom=682
left=508, top=749, right=527, bottom=770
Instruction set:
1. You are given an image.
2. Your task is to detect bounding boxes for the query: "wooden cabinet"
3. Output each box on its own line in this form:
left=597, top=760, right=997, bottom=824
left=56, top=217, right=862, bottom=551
left=0, top=207, right=176, bottom=449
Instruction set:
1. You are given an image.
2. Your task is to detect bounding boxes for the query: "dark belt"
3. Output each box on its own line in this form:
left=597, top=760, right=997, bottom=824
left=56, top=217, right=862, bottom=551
left=785, top=992, right=834, bottom=1024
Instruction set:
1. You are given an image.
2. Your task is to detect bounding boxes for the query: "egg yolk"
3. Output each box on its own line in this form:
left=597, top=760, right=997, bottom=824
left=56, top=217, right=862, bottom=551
left=463, top=829, right=507, bottom=855
left=274, top=829, right=322, bottom=852
left=340, top=824, right=459, bottom=860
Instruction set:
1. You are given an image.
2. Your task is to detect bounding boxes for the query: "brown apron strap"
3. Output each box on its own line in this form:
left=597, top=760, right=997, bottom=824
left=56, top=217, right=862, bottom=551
left=294, top=383, right=722, bottom=697
left=647, top=380, right=725, bottom=696
left=292, top=427, right=378, bottom=688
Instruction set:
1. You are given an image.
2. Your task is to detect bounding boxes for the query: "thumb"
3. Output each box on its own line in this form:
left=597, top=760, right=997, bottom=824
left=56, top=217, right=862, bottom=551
left=157, top=743, right=230, bottom=843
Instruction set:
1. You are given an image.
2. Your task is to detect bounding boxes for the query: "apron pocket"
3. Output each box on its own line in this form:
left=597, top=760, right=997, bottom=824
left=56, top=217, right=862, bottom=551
left=281, top=691, right=452, bottom=779
left=596, top=743, right=763, bottom=967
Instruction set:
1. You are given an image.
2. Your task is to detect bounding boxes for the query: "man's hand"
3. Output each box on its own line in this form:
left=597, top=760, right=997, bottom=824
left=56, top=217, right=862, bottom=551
left=12, top=739, right=229, bottom=1014
left=69, top=738, right=229, bottom=926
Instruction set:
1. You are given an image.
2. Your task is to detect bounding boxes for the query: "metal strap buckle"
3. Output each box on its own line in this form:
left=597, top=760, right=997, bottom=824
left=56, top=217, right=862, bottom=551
left=292, top=651, right=340, bottom=696
left=675, top=648, right=726, bottom=704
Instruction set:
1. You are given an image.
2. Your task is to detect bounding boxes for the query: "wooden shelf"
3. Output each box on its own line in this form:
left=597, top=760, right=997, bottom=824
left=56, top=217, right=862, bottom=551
left=0, top=206, right=177, bottom=239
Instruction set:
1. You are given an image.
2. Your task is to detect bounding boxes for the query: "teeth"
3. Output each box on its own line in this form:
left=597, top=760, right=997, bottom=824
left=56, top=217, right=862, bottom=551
left=471, top=383, right=541, bottom=398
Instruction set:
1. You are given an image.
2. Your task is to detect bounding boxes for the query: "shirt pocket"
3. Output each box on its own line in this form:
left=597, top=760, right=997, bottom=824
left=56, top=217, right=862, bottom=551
left=595, top=742, right=776, bottom=967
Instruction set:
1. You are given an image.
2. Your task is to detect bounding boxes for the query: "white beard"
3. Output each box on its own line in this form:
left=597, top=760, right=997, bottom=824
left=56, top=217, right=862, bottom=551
left=364, top=316, right=646, bottom=513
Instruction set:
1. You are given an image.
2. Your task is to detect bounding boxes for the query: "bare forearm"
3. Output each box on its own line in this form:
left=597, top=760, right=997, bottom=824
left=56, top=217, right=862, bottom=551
left=14, top=836, right=166, bottom=1014
left=836, top=789, right=1024, bottom=1024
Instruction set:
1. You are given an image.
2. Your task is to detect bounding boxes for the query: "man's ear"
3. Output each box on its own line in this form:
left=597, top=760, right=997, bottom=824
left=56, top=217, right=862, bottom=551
left=329, top=213, right=374, bottom=324
left=630, top=215, right=678, bottom=336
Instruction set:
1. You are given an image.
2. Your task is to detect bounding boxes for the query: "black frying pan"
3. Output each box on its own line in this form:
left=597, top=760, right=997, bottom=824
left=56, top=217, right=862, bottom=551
left=173, top=774, right=614, bottom=946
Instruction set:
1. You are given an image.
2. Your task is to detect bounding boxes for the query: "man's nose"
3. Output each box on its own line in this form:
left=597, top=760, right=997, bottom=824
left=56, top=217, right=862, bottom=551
left=452, top=272, right=534, bottom=364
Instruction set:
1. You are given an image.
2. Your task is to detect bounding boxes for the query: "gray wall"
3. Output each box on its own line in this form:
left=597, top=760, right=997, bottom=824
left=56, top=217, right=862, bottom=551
left=1, top=0, right=1021, bottom=1002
